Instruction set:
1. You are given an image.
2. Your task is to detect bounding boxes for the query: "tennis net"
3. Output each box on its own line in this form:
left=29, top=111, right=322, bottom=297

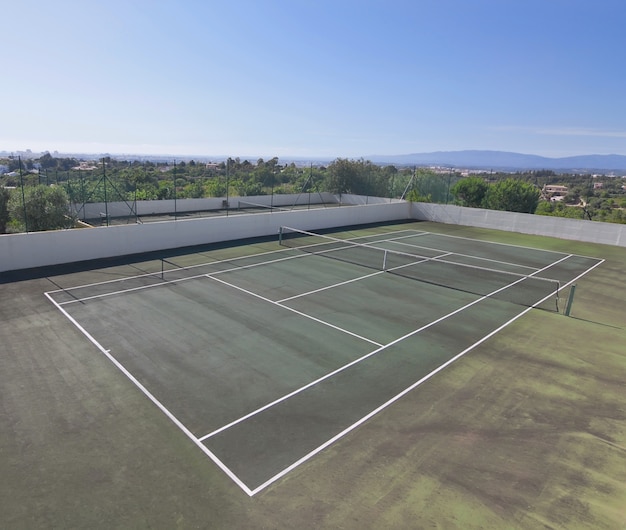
left=237, top=200, right=291, bottom=213
left=236, top=200, right=342, bottom=213
left=279, top=226, right=561, bottom=311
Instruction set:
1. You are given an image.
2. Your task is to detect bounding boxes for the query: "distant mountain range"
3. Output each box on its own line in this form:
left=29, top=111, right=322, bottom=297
left=366, top=150, right=626, bottom=172
left=4, top=148, right=626, bottom=172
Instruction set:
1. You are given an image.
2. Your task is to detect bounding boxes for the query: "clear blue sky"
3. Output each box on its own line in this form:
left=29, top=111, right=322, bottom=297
left=3, top=0, right=626, bottom=159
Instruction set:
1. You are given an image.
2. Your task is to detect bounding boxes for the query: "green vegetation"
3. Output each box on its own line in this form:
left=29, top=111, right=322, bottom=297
left=483, top=178, right=541, bottom=213
left=450, top=176, right=489, bottom=207
left=2, top=154, right=626, bottom=233
left=0, top=187, right=9, bottom=233
left=536, top=200, right=586, bottom=219
left=488, top=170, right=626, bottom=223
left=7, top=185, right=71, bottom=232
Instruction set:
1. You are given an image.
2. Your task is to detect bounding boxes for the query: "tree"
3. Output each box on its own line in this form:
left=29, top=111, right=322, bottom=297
left=205, top=178, right=226, bottom=197
left=450, top=176, right=488, bottom=207
left=483, top=178, right=540, bottom=213
left=8, top=185, right=71, bottom=231
left=56, top=157, right=78, bottom=171
left=38, top=152, right=57, bottom=169
left=326, top=158, right=382, bottom=195
left=565, top=186, right=583, bottom=205
left=326, top=158, right=360, bottom=194
left=0, top=187, right=11, bottom=233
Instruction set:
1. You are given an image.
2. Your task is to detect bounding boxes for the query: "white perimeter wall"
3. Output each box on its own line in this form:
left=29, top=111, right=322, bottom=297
left=0, top=201, right=411, bottom=272
left=412, top=202, right=626, bottom=247
left=75, top=193, right=338, bottom=219
left=3, top=199, right=626, bottom=273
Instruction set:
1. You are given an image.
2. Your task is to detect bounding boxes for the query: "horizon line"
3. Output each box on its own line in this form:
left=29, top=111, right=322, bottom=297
left=3, top=148, right=626, bottom=161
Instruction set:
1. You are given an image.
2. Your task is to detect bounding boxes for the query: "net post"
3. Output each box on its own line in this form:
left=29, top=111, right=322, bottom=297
left=278, top=226, right=284, bottom=246
left=564, top=284, right=576, bottom=316
left=161, top=258, right=164, bottom=280
left=382, top=249, right=388, bottom=271
left=555, top=281, right=560, bottom=313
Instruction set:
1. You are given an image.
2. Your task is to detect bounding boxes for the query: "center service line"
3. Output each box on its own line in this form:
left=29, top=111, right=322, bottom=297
left=199, top=254, right=567, bottom=445
left=248, top=254, right=581, bottom=495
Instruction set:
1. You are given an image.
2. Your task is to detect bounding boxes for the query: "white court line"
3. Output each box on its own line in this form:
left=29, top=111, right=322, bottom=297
left=200, top=253, right=571, bottom=445
left=560, top=257, right=605, bottom=288
left=51, top=226, right=576, bottom=303
left=279, top=228, right=560, bottom=286
left=386, top=238, right=541, bottom=271
left=57, top=273, right=206, bottom=305
left=45, top=246, right=305, bottom=295
left=413, top=228, right=603, bottom=261
left=51, top=229, right=423, bottom=305
left=207, top=275, right=383, bottom=347
left=199, top=272, right=493, bottom=443
left=379, top=236, right=573, bottom=281
left=248, top=252, right=605, bottom=495
left=43, top=291, right=255, bottom=497
left=47, top=228, right=419, bottom=295
left=248, top=287, right=551, bottom=494
left=278, top=252, right=453, bottom=303
left=56, top=243, right=382, bottom=305
left=278, top=269, right=385, bottom=302
left=47, top=269, right=170, bottom=295
left=45, top=250, right=603, bottom=497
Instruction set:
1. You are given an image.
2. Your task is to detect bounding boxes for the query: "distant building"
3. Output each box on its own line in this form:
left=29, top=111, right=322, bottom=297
left=542, top=184, right=568, bottom=200
left=72, top=162, right=98, bottom=171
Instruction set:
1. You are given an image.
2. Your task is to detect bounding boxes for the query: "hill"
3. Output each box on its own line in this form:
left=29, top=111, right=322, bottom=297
left=367, top=150, right=626, bottom=172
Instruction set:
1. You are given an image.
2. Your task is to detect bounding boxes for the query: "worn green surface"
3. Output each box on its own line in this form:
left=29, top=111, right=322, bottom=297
left=47, top=225, right=595, bottom=492
left=1, top=221, right=624, bottom=528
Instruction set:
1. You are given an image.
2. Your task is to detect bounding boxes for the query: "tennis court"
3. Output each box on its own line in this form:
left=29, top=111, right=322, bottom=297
left=44, top=226, right=603, bottom=496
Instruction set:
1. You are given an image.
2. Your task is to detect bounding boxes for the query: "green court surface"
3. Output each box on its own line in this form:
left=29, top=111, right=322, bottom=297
left=3, top=220, right=626, bottom=529
left=44, top=226, right=603, bottom=495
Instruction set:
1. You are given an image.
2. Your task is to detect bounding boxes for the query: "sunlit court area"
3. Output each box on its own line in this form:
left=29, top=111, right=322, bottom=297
left=2, top=210, right=625, bottom=528
left=43, top=225, right=602, bottom=495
